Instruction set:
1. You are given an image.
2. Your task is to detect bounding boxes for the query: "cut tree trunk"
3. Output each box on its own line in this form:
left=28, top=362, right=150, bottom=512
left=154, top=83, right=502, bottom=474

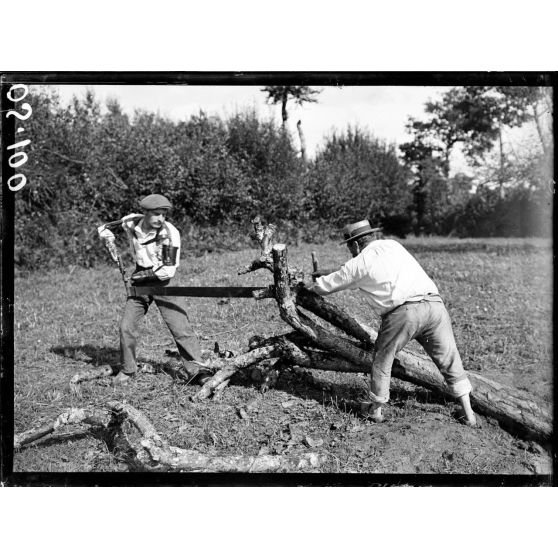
left=297, top=119, right=308, bottom=165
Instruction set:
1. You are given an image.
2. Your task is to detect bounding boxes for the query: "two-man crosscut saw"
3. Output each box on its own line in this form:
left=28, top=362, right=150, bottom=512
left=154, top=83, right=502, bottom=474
left=129, top=285, right=268, bottom=298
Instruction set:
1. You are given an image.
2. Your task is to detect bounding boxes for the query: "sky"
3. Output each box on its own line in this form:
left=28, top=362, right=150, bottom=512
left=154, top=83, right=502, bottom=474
left=51, top=84, right=451, bottom=159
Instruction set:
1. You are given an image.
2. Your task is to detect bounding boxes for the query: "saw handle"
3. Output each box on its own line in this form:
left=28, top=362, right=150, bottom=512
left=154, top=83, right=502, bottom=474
left=99, top=213, right=143, bottom=231
left=311, top=252, right=318, bottom=282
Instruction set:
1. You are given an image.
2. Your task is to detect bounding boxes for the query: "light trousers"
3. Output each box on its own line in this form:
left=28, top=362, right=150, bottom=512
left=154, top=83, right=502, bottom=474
left=370, top=300, right=472, bottom=403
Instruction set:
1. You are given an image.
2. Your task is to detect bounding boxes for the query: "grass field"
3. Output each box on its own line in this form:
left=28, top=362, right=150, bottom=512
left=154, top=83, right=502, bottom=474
left=13, top=236, right=553, bottom=475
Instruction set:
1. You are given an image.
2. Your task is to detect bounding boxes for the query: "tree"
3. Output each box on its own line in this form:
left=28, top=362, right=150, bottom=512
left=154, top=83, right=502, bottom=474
left=308, top=126, right=411, bottom=232
left=400, top=85, right=552, bottom=235
left=261, top=86, right=321, bottom=126
left=407, top=87, right=549, bottom=197
left=225, top=109, right=304, bottom=222
left=399, top=121, right=447, bottom=235
left=261, top=86, right=321, bottom=163
left=491, top=86, right=552, bottom=158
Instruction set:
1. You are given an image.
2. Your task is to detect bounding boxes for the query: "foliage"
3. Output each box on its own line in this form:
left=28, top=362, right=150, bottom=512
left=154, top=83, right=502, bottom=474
left=449, top=187, right=552, bottom=238
left=399, top=86, right=553, bottom=236
left=305, top=126, right=412, bottom=234
left=405, top=87, right=537, bottom=168
left=225, top=109, right=304, bottom=221
left=260, top=86, right=321, bottom=124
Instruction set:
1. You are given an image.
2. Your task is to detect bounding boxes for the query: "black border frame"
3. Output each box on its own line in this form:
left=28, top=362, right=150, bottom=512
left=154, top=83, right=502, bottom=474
left=1, top=71, right=556, bottom=486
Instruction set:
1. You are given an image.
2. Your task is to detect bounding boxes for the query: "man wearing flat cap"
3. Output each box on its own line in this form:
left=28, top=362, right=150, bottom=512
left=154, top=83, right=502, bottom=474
left=307, top=219, right=477, bottom=427
left=99, top=194, right=206, bottom=384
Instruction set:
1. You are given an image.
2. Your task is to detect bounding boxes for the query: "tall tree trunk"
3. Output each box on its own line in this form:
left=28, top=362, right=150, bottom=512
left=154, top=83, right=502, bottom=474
left=414, top=171, right=426, bottom=236
left=443, top=148, right=451, bottom=180
left=532, top=102, right=550, bottom=159
left=498, top=125, right=505, bottom=199
left=297, top=119, right=308, bottom=165
left=281, top=91, right=288, bottom=126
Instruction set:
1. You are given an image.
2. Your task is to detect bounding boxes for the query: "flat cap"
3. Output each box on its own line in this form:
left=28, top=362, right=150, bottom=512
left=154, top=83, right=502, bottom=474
left=139, top=194, right=172, bottom=210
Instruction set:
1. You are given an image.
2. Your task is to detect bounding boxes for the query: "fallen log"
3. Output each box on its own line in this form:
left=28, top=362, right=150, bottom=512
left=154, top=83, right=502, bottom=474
left=272, top=244, right=377, bottom=367
left=107, top=401, right=321, bottom=472
left=14, top=402, right=322, bottom=472
left=69, top=365, right=114, bottom=398
left=275, top=336, right=369, bottom=374
left=198, top=227, right=553, bottom=444
left=355, top=323, right=553, bottom=444
left=192, top=344, right=281, bottom=401
left=295, top=288, right=373, bottom=349
left=14, top=407, right=113, bottom=450
left=66, top=343, right=278, bottom=401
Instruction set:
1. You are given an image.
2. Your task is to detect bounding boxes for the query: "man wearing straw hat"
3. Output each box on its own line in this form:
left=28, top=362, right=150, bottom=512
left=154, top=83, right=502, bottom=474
left=308, top=219, right=477, bottom=427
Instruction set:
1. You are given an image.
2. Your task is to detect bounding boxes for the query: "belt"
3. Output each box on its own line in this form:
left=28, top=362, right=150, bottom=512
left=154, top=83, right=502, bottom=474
left=406, top=293, right=443, bottom=304
left=383, top=293, right=443, bottom=317
left=131, top=264, right=170, bottom=289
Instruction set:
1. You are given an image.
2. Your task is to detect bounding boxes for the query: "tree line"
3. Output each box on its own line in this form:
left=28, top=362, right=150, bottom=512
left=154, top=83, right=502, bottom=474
left=12, top=85, right=552, bottom=269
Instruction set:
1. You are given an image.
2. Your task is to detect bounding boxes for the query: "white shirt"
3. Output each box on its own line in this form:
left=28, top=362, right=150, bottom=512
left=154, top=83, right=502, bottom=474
left=313, top=239, right=439, bottom=316
left=122, top=218, right=181, bottom=281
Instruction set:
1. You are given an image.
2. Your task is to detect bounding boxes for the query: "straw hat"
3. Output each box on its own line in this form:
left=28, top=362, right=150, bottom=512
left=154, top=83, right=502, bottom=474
left=340, top=219, right=382, bottom=244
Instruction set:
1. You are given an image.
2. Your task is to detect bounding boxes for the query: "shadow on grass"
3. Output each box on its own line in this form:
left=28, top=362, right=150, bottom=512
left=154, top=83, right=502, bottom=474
left=50, top=344, right=195, bottom=385
left=24, top=429, right=99, bottom=449
left=51, top=344, right=122, bottom=367
left=19, top=424, right=141, bottom=472
left=228, top=364, right=452, bottom=416
left=50, top=343, right=453, bottom=417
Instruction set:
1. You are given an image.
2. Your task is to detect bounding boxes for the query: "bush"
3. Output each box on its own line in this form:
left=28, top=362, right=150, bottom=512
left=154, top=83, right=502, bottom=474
left=450, top=188, right=553, bottom=238
left=306, top=126, right=412, bottom=230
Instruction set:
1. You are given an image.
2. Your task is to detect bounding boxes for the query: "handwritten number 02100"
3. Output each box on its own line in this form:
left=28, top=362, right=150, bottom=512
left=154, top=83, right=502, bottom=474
left=5, top=83, right=32, bottom=191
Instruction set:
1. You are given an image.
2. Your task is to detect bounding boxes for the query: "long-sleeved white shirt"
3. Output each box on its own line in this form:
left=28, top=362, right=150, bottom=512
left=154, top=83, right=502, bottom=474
left=313, top=239, right=439, bottom=316
left=122, top=218, right=181, bottom=281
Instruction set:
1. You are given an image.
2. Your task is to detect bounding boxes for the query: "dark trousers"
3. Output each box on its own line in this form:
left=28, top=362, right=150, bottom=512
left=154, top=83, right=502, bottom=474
left=119, top=288, right=202, bottom=376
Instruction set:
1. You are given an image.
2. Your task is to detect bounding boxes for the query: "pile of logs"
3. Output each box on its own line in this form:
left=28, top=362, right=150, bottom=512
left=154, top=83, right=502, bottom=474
left=193, top=218, right=552, bottom=445
left=14, top=218, right=552, bottom=472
